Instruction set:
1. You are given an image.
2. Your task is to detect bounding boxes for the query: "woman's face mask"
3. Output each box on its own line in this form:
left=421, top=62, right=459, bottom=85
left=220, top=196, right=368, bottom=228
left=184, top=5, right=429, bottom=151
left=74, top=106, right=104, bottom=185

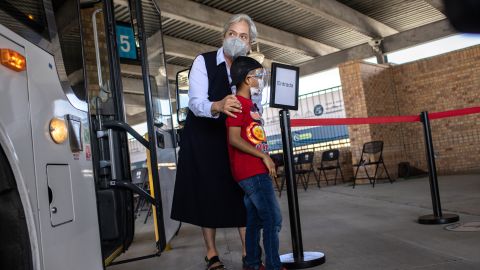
left=223, top=37, right=249, bottom=59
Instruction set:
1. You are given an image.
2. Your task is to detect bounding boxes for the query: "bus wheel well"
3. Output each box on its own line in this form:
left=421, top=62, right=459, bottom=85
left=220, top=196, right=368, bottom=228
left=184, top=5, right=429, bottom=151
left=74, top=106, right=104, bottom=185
left=0, top=146, right=33, bottom=270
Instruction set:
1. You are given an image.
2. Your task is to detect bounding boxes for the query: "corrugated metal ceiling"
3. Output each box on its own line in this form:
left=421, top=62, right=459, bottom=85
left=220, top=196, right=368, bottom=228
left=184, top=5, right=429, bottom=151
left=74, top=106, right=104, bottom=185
left=115, top=0, right=448, bottom=70
left=336, top=0, right=445, bottom=31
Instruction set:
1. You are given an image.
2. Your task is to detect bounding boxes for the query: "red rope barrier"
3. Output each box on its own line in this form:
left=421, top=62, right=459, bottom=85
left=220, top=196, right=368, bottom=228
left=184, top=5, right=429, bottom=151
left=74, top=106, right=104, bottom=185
left=429, top=106, right=480, bottom=120
left=290, top=106, right=480, bottom=127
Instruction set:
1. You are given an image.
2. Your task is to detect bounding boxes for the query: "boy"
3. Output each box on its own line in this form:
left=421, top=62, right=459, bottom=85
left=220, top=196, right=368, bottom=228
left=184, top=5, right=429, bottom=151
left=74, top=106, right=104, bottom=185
left=226, top=56, right=285, bottom=270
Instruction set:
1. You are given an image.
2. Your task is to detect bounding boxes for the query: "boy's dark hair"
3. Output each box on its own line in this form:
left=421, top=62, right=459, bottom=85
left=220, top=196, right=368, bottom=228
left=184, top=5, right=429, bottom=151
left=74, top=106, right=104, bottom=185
left=230, top=56, right=263, bottom=89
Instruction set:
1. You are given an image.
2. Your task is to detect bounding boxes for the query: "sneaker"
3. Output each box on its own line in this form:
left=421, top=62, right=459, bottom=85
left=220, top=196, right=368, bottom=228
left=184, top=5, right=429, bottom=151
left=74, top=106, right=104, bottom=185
left=243, top=266, right=265, bottom=270
left=242, top=257, right=265, bottom=270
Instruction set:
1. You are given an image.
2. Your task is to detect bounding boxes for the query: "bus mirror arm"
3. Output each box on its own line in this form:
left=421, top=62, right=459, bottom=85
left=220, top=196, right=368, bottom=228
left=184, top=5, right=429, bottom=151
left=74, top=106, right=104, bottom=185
left=109, top=180, right=157, bottom=206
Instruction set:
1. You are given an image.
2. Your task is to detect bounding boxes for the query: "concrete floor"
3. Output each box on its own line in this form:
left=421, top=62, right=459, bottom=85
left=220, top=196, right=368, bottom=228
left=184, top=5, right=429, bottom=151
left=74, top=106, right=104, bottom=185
left=110, top=174, right=480, bottom=270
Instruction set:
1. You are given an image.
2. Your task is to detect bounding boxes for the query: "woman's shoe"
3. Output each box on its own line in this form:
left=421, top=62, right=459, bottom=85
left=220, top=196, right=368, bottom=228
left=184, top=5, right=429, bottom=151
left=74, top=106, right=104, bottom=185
left=205, top=256, right=225, bottom=270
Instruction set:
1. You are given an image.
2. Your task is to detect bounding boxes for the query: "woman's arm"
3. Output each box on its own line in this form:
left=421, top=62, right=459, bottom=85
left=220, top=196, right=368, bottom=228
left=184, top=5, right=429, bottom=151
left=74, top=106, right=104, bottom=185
left=188, top=55, right=215, bottom=118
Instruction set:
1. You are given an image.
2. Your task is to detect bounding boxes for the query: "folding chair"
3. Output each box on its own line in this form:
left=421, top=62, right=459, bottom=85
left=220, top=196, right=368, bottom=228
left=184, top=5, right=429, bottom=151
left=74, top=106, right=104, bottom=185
left=353, top=141, right=393, bottom=188
left=317, top=149, right=344, bottom=186
left=270, top=153, right=286, bottom=196
left=131, top=168, right=148, bottom=218
left=294, top=152, right=317, bottom=191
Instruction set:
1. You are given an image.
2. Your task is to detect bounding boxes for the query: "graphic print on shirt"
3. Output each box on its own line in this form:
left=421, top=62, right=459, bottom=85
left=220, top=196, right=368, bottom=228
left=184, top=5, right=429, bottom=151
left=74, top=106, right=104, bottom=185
left=247, top=105, right=268, bottom=153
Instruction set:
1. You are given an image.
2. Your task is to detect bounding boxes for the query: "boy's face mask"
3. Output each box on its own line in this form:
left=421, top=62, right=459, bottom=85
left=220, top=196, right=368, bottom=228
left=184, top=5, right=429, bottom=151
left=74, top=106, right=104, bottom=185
left=247, top=68, right=269, bottom=97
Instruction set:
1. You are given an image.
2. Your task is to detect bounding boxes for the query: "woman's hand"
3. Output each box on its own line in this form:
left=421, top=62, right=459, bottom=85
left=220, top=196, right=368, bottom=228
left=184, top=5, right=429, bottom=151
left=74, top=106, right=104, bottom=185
left=262, top=154, right=277, bottom=178
left=212, top=95, right=242, bottom=117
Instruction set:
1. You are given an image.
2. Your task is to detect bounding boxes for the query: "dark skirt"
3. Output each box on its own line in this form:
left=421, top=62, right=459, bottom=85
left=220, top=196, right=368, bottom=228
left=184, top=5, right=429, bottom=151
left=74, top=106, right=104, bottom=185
left=171, top=111, right=246, bottom=228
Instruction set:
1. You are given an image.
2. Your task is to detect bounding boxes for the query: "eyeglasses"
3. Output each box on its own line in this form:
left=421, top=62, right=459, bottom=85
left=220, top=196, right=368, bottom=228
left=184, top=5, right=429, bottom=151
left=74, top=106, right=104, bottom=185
left=247, top=68, right=269, bottom=78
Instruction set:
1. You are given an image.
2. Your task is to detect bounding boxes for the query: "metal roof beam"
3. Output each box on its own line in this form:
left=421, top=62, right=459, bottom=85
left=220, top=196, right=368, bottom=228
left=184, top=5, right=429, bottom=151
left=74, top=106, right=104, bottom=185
left=154, top=0, right=339, bottom=56
left=163, top=36, right=217, bottom=59
left=423, top=0, right=445, bottom=13
left=281, top=0, right=398, bottom=37
left=299, top=19, right=457, bottom=76
left=121, top=63, right=185, bottom=81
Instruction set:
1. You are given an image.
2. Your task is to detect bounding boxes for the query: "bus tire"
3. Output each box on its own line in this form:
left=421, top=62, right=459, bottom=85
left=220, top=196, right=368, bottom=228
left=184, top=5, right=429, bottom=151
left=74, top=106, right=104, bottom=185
left=0, top=147, right=33, bottom=270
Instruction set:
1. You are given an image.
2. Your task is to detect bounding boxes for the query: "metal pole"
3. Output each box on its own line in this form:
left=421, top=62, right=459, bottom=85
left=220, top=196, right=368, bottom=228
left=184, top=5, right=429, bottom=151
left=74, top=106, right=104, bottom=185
left=421, top=111, right=442, bottom=216
left=133, top=0, right=167, bottom=249
left=279, top=109, right=325, bottom=269
left=418, top=111, right=459, bottom=225
left=92, top=9, right=104, bottom=91
left=280, top=109, right=304, bottom=258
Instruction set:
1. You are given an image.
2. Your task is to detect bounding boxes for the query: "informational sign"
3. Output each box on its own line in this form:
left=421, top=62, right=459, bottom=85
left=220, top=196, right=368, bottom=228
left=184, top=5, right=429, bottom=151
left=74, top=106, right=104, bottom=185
left=269, top=63, right=299, bottom=110
left=116, top=23, right=137, bottom=60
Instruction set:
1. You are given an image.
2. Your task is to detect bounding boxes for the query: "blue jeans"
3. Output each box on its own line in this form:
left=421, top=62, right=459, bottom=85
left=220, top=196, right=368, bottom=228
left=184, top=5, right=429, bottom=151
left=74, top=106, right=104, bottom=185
left=238, top=174, right=282, bottom=270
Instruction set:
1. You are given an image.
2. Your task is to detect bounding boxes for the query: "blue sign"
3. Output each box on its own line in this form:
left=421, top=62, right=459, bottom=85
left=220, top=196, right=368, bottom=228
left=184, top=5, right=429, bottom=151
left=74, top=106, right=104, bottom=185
left=267, top=125, right=349, bottom=151
left=116, top=24, right=137, bottom=60
left=314, top=104, right=324, bottom=116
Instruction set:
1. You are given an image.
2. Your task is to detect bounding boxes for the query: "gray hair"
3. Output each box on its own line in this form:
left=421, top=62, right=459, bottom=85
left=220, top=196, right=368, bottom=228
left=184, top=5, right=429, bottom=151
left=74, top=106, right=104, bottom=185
left=223, top=14, right=258, bottom=43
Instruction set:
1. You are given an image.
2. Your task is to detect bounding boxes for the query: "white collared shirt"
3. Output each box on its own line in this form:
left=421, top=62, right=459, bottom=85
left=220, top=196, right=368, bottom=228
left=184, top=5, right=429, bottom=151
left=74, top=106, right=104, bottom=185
left=188, top=47, right=263, bottom=118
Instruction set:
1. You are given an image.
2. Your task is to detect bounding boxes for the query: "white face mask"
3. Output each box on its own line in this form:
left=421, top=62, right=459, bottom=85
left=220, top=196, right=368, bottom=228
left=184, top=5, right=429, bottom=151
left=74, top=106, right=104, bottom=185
left=223, top=37, right=249, bottom=59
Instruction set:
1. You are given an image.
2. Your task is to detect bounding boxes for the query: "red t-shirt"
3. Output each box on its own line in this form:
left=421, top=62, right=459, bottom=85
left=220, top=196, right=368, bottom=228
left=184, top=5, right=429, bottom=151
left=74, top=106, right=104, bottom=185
left=226, top=95, right=269, bottom=182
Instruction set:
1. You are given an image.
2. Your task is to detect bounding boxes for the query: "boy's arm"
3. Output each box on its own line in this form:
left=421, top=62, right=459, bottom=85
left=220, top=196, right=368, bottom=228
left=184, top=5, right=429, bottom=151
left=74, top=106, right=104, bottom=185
left=228, top=126, right=276, bottom=177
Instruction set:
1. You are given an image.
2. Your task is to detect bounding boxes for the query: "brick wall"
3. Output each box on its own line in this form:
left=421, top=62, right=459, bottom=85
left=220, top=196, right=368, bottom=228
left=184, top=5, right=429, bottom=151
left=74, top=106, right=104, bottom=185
left=339, top=45, right=480, bottom=179
left=392, top=45, right=480, bottom=174
left=339, top=61, right=405, bottom=181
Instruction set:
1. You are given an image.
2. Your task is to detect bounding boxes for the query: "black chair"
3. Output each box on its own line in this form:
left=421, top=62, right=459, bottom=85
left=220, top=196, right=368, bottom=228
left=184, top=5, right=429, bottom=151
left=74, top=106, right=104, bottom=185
left=294, top=152, right=316, bottom=191
left=353, top=141, right=393, bottom=188
left=131, top=168, right=148, bottom=218
left=317, top=149, right=344, bottom=186
left=270, top=153, right=286, bottom=196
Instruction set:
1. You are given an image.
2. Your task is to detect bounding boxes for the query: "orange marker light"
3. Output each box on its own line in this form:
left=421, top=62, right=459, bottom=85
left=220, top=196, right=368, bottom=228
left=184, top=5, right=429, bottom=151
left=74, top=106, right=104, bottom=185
left=1, top=49, right=26, bottom=72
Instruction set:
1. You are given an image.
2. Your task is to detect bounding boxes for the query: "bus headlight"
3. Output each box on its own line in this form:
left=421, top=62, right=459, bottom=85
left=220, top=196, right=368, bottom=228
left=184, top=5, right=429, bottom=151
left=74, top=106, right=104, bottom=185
left=49, top=118, right=68, bottom=144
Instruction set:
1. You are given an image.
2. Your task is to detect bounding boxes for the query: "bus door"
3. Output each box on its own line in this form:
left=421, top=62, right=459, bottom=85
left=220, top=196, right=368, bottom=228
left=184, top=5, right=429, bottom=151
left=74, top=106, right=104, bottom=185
left=81, top=0, right=179, bottom=265
left=124, top=0, right=180, bottom=249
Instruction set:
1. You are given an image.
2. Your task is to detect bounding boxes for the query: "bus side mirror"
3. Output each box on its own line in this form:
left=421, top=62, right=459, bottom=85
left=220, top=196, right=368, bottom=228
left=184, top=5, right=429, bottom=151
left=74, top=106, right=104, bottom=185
left=176, top=69, right=190, bottom=125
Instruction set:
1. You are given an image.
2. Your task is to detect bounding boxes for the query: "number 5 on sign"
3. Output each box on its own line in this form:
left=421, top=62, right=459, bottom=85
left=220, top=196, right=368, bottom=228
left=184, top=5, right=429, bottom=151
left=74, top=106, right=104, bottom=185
left=119, top=35, right=130, bottom=53
left=115, top=24, right=137, bottom=60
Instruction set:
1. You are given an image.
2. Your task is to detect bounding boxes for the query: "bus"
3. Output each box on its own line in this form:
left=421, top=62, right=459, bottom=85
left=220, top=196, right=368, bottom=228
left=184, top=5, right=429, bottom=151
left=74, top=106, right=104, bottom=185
left=0, top=0, right=179, bottom=269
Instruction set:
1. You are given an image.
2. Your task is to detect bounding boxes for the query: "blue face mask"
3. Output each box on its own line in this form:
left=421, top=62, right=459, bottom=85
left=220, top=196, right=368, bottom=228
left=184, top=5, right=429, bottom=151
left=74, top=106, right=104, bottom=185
left=223, top=37, right=249, bottom=59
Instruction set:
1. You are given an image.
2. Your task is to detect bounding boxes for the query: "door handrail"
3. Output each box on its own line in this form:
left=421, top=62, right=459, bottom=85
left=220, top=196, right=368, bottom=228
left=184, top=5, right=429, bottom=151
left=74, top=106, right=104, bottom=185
left=103, top=120, right=149, bottom=149
left=109, top=180, right=156, bottom=206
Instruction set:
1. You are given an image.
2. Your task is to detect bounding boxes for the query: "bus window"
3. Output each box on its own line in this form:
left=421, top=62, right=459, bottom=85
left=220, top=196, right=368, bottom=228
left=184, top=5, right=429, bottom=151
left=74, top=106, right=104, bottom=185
left=0, top=0, right=50, bottom=42
left=52, top=0, right=87, bottom=101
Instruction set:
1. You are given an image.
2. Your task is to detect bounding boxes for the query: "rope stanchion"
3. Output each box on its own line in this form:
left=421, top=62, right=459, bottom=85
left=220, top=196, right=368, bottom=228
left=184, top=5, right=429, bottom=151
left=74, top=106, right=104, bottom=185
left=287, top=106, right=480, bottom=226
left=418, top=111, right=459, bottom=225
left=279, top=109, right=325, bottom=268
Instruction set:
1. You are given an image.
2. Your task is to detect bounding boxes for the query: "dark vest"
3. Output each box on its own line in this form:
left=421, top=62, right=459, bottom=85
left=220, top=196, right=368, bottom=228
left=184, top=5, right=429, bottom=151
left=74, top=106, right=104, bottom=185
left=186, top=51, right=230, bottom=125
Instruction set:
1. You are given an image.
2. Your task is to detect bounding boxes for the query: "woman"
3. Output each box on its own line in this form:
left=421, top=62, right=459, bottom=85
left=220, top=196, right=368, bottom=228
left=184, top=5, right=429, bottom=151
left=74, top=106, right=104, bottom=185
left=171, top=14, right=259, bottom=270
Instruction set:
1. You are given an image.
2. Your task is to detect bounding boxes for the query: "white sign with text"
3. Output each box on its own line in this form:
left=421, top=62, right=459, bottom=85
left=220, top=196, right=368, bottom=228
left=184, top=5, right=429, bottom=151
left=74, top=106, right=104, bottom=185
left=274, top=67, right=297, bottom=107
